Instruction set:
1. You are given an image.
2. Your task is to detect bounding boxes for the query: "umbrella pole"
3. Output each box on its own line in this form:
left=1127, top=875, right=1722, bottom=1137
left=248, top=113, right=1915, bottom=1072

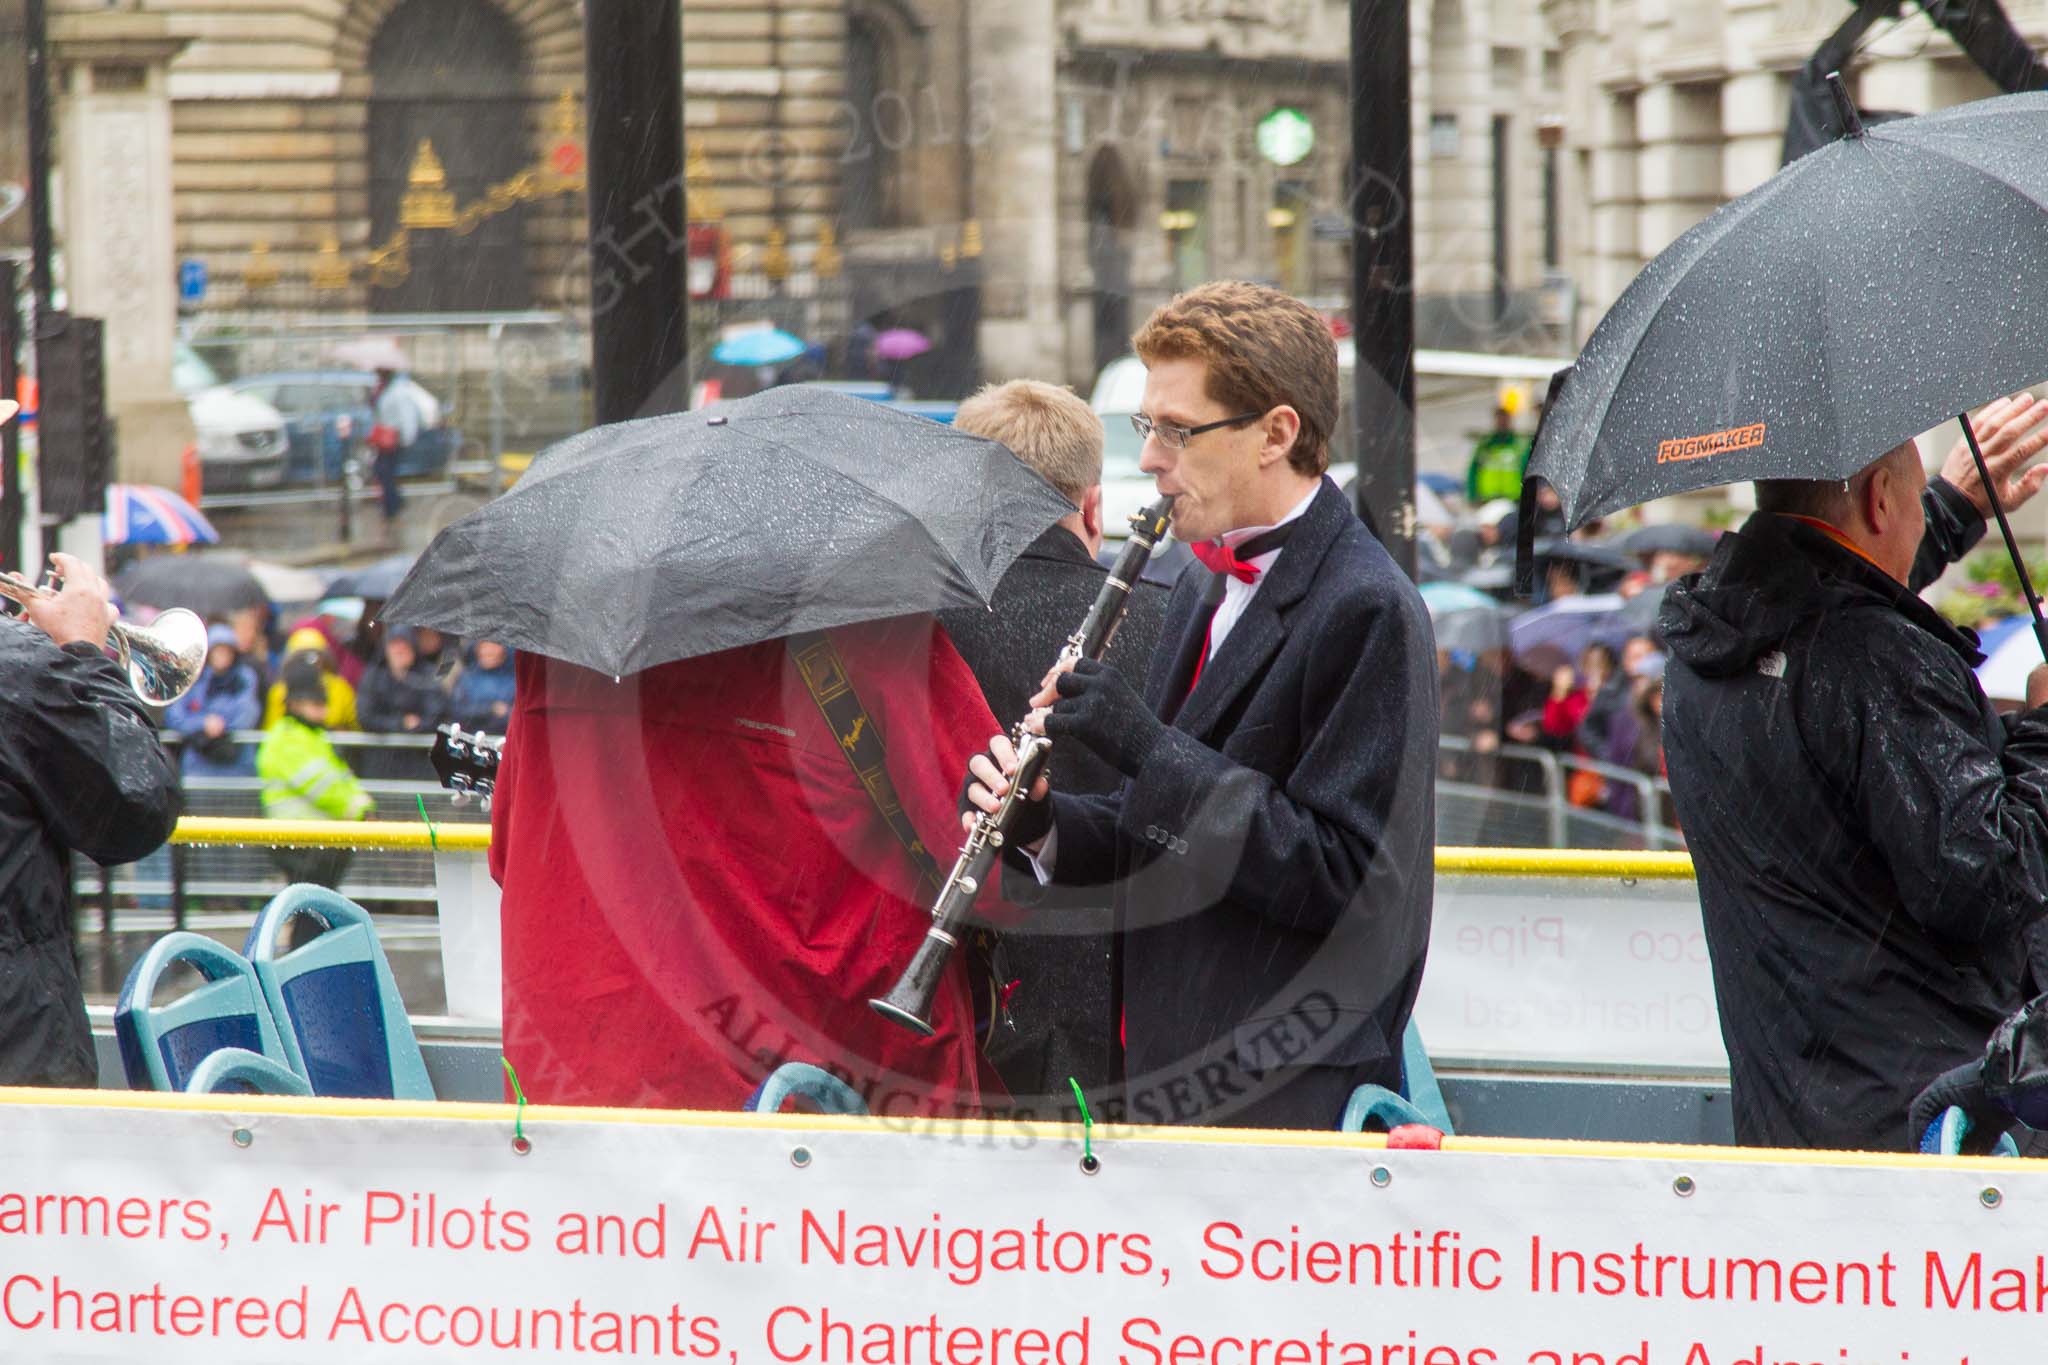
left=1960, top=412, right=2048, bottom=662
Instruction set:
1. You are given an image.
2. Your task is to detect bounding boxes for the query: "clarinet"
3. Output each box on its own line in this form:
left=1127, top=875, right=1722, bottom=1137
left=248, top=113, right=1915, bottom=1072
left=870, top=494, right=1176, bottom=1036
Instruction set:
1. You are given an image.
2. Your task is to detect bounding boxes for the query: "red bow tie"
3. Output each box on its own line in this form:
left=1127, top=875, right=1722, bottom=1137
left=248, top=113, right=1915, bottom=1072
left=1189, top=540, right=1261, bottom=583
left=1189, top=521, right=1298, bottom=584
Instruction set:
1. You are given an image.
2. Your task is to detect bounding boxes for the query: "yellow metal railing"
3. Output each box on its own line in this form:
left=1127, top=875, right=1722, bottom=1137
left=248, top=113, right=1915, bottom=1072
left=170, top=817, right=490, bottom=853
left=167, top=820, right=1690, bottom=878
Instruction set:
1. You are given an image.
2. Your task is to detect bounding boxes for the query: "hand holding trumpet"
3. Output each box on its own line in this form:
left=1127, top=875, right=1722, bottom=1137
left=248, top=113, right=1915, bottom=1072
left=9, top=554, right=116, bottom=651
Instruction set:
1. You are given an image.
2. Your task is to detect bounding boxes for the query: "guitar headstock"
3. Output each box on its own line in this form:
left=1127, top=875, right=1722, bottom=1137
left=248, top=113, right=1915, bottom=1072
left=430, top=723, right=505, bottom=811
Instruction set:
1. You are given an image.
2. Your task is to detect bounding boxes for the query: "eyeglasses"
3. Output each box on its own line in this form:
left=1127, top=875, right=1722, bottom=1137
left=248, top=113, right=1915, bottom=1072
left=1130, top=410, right=1265, bottom=450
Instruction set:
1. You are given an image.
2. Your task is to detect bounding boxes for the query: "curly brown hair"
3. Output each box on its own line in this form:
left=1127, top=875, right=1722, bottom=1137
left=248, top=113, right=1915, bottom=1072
left=1131, top=281, right=1338, bottom=477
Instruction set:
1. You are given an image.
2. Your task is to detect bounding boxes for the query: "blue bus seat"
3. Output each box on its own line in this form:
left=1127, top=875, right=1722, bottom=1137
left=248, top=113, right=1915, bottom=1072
left=746, top=1063, right=870, bottom=1116
left=1920, top=1106, right=2020, bottom=1158
left=114, top=933, right=290, bottom=1092
left=243, top=885, right=434, bottom=1100
left=185, top=1048, right=314, bottom=1097
left=1341, top=1018, right=1454, bottom=1135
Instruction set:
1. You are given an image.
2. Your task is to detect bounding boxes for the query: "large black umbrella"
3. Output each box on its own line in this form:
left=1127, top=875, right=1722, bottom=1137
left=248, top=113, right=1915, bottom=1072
left=1532, top=87, right=2048, bottom=529
left=116, top=554, right=268, bottom=619
left=382, top=387, right=1077, bottom=676
left=1525, top=83, right=2048, bottom=644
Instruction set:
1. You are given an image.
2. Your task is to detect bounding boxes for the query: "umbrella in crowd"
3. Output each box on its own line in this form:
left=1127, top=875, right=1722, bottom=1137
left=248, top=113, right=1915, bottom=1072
left=1529, top=536, right=1631, bottom=593
left=1508, top=592, right=1627, bottom=676
left=710, top=327, right=806, bottom=368
left=1977, top=619, right=2042, bottom=703
left=327, top=552, right=417, bottom=602
left=1420, top=581, right=1498, bottom=617
left=1435, top=603, right=1511, bottom=656
left=1421, top=581, right=1511, bottom=654
left=1525, top=86, right=2048, bottom=647
left=872, top=327, right=933, bottom=362
left=117, top=553, right=267, bottom=619
left=0, top=399, right=16, bottom=426
left=246, top=560, right=331, bottom=605
left=103, top=484, right=218, bottom=547
left=383, top=386, right=1077, bottom=677
left=1618, top=523, right=1719, bottom=560
left=1613, top=580, right=1673, bottom=642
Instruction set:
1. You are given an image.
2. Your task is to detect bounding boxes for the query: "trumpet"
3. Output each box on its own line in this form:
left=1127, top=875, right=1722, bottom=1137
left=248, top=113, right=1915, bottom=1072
left=0, top=573, right=207, bottom=705
left=870, top=493, right=1177, bottom=1036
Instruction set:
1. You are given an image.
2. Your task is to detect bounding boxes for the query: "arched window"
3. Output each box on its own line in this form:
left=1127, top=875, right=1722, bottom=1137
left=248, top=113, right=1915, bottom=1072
left=368, top=0, right=532, bottom=311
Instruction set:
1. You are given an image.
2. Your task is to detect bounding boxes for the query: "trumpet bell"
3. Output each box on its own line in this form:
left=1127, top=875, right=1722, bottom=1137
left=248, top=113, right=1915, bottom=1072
left=119, top=606, right=208, bottom=705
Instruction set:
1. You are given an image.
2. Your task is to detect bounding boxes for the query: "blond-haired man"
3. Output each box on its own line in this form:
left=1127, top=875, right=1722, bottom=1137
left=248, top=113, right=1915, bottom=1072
left=967, top=282, right=1438, bottom=1130
left=941, top=380, right=1169, bottom=1112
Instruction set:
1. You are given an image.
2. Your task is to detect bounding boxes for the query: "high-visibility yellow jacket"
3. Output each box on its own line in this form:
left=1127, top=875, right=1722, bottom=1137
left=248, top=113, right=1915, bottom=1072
left=257, top=716, right=374, bottom=822
left=261, top=672, right=357, bottom=730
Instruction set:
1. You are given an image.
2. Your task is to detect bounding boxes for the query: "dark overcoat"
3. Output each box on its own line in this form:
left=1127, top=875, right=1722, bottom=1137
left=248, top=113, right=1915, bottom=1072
left=1012, top=479, right=1439, bottom=1129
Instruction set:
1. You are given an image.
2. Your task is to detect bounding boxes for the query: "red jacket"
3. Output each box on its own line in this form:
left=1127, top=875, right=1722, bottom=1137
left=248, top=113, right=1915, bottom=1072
left=490, top=616, right=1004, bottom=1116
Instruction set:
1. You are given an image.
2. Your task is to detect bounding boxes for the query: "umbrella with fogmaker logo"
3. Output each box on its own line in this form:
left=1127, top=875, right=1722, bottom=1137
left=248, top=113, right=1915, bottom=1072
left=1520, top=79, right=2048, bottom=655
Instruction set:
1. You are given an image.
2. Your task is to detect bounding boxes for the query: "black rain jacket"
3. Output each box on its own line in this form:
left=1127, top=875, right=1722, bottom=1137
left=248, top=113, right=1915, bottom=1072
left=1660, top=482, right=2048, bottom=1149
left=0, top=620, right=180, bottom=1085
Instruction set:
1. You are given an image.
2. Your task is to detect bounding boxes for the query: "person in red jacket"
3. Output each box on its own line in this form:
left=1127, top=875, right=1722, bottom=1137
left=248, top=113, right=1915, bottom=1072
left=488, top=614, right=1007, bottom=1116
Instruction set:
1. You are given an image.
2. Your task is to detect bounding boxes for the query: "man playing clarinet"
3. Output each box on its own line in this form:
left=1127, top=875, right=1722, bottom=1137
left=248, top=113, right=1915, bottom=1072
left=966, top=281, right=1438, bottom=1129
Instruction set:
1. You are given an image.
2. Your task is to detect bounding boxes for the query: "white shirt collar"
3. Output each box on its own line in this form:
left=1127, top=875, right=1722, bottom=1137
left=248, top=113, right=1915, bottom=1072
left=1217, top=483, right=1320, bottom=570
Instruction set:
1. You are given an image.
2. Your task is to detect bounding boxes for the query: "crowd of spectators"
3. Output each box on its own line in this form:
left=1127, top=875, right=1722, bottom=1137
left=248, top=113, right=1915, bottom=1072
left=160, top=607, right=517, bottom=783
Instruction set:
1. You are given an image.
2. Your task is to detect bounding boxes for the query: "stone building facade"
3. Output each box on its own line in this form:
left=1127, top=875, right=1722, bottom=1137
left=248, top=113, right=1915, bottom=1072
left=1543, top=0, right=2048, bottom=345
left=39, top=0, right=2031, bottom=427
left=26, top=0, right=1568, bottom=412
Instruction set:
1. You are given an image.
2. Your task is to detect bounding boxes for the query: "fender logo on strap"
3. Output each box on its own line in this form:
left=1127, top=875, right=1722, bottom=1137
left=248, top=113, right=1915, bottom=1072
left=1658, top=421, right=1766, bottom=464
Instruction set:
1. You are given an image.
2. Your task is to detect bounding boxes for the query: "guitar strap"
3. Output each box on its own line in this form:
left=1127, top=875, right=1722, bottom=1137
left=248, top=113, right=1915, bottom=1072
left=789, top=630, right=1008, bottom=1043
left=789, top=631, right=944, bottom=902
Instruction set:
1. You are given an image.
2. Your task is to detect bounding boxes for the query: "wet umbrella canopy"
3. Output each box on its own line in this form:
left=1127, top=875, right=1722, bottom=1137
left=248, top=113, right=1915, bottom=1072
left=1528, top=89, right=2048, bottom=533
left=382, top=386, right=1078, bottom=676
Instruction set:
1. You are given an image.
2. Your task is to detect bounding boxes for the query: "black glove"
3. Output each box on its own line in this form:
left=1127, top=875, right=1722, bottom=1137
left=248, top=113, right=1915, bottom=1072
left=958, top=742, right=1054, bottom=848
left=1045, top=658, right=1165, bottom=778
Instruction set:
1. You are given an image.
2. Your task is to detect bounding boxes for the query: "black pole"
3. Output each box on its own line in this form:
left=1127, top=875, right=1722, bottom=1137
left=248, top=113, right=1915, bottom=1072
left=24, top=0, right=51, bottom=314
left=1824, top=70, right=1866, bottom=138
left=581, top=0, right=688, bottom=425
left=1960, top=412, right=2048, bottom=664
left=1349, top=0, right=1417, bottom=579
left=0, top=257, right=20, bottom=574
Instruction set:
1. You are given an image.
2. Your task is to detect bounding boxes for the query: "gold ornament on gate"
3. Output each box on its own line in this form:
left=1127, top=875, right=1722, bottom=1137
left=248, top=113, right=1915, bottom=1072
left=401, top=141, right=457, bottom=230
left=687, top=142, right=723, bottom=223
left=961, top=219, right=983, bottom=259
left=763, top=226, right=791, bottom=285
left=815, top=223, right=841, bottom=280
left=311, top=237, right=352, bottom=290
left=243, top=241, right=279, bottom=291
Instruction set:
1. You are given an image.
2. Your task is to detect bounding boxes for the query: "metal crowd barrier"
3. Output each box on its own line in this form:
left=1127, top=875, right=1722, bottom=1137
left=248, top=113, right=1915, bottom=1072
left=1436, top=733, right=1680, bottom=851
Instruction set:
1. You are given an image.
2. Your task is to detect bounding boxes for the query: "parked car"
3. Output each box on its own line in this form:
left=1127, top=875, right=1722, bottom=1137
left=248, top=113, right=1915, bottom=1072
left=171, top=342, right=288, bottom=493
left=220, top=370, right=459, bottom=486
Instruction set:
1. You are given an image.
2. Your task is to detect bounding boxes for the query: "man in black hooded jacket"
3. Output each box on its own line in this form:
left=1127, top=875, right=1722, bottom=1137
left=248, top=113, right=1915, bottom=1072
left=0, top=553, right=181, bottom=1086
left=1662, top=397, right=2048, bottom=1150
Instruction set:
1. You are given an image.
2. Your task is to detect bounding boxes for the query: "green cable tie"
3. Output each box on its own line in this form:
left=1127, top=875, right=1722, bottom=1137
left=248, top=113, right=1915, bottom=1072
left=415, top=793, right=439, bottom=852
left=1067, top=1077, right=1094, bottom=1165
left=502, top=1056, right=528, bottom=1143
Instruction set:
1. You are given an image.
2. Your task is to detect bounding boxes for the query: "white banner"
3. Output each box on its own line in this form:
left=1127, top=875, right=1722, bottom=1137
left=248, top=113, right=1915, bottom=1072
left=0, top=1095, right=2037, bottom=1360
left=1415, top=876, right=1727, bottom=1070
